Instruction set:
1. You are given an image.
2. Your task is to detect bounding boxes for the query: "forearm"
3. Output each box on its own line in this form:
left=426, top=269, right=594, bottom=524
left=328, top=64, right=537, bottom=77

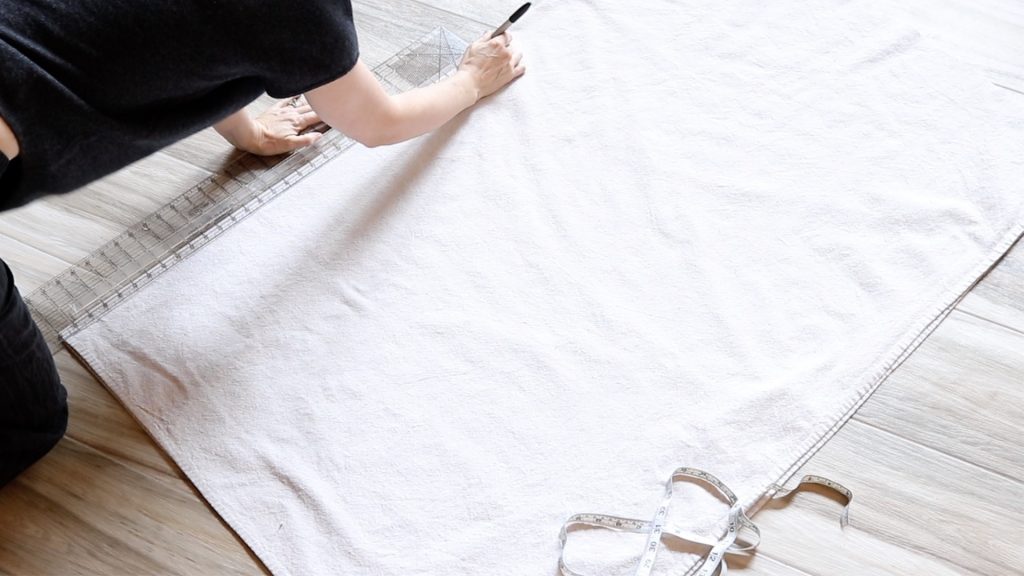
left=370, top=71, right=479, bottom=146
left=307, top=60, right=478, bottom=148
left=307, top=33, right=523, bottom=149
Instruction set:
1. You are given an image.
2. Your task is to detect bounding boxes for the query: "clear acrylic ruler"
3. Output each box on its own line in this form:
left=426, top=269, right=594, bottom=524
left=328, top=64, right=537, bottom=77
left=27, top=27, right=469, bottom=352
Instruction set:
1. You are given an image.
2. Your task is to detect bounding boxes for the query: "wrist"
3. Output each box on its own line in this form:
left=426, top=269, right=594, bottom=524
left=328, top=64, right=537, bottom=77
left=452, top=69, right=482, bottom=105
left=214, top=110, right=261, bottom=153
left=232, top=122, right=263, bottom=154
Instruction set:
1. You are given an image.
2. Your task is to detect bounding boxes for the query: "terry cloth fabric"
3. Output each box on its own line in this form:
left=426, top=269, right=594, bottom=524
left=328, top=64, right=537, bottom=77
left=66, top=1, right=1024, bottom=574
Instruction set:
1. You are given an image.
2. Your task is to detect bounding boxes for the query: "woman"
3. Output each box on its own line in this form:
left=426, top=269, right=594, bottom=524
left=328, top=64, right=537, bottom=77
left=0, top=0, right=524, bottom=486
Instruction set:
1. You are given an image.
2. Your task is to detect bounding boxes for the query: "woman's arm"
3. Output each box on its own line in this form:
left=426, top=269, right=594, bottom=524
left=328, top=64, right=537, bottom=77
left=214, top=31, right=523, bottom=154
left=305, top=32, right=524, bottom=148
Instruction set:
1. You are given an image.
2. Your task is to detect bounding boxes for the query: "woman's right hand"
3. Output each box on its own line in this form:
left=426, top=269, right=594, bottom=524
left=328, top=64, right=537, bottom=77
left=457, top=31, right=526, bottom=101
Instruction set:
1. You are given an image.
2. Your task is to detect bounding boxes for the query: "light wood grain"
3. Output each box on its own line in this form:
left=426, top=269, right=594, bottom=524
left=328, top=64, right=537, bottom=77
left=0, top=153, right=211, bottom=278
left=855, top=310, right=1024, bottom=482
left=0, top=236, right=70, bottom=292
left=1, top=0, right=1023, bottom=574
left=959, top=239, right=1024, bottom=333
left=727, top=555, right=814, bottom=576
left=0, top=439, right=261, bottom=575
left=354, top=0, right=486, bottom=64
left=751, top=485, right=975, bottom=576
left=791, top=420, right=1022, bottom=574
left=407, top=0, right=504, bottom=29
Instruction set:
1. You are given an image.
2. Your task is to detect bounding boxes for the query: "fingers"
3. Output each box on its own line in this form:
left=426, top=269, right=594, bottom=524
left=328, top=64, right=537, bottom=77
left=486, top=34, right=517, bottom=63
left=511, top=57, right=526, bottom=78
left=276, top=95, right=314, bottom=112
left=267, top=101, right=320, bottom=129
left=285, top=132, right=322, bottom=149
left=249, top=129, right=321, bottom=156
left=297, top=110, right=321, bottom=129
left=275, top=96, right=303, bottom=110
left=489, top=31, right=512, bottom=46
left=489, top=32, right=509, bottom=48
left=463, top=28, right=526, bottom=98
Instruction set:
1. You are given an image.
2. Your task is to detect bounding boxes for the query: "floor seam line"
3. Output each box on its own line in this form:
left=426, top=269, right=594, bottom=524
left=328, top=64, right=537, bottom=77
left=850, top=418, right=1024, bottom=486
left=955, top=308, right=1024, bottom=337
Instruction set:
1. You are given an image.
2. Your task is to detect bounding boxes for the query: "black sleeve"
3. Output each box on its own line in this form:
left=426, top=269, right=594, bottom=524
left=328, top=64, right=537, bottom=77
left=250, top=0, right=361, bottom=98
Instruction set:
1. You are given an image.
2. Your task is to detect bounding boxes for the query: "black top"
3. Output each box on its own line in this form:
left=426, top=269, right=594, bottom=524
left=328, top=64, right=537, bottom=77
left=0, top=0, right=360, bottom=211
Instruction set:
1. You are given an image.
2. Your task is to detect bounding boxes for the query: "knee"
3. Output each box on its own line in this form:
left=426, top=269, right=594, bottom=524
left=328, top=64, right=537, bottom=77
left=0, top=373, right=68, bottom=487
left=4, top=359, right=68, bottom=434
left=0, top=310, right=68, bottom=435
left=38, top=379, right=69, bottom=437
left=26, top=365, right=69, bottom=438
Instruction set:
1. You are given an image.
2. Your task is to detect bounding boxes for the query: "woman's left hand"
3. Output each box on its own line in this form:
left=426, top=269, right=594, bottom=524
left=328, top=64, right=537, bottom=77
left=214, top=97, right=324, bottom=156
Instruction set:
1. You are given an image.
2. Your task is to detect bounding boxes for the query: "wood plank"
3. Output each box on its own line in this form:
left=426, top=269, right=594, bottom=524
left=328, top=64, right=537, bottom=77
left=353, top=0, right=485, bottom=66
left=749, top=476, right=977, bottom=576
left=959, top=239, right=1024, bottom=333
left=0, top=152, right=210, bottom=274
left=0, top=236, right=71, bottom=292
left=732, top=554, right=816, bottom=576
left=0, top=199, right=121, bottom=268
left=758, top=420, right=1023, bottom=575
left=409, top=0, right=503, bottom=29
left=0, top=438, right=263, bottom=576
left=46, top=152, right=212, bottom=230
left=855, top=311, right=1024, bottom=481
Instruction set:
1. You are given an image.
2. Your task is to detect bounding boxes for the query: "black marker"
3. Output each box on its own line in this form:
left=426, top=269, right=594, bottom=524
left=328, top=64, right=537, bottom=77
left=490, top=3, right=531, bottom=39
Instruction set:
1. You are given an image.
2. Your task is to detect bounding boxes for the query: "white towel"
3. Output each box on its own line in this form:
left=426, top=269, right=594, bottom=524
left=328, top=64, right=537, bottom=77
left=67, top=1, right=1024, bottom=574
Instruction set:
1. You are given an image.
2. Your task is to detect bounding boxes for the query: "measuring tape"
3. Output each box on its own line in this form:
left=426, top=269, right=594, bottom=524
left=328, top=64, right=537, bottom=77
left=25, top=27, right=469, bottom=353
left=559, top=467, right=852, bottom=576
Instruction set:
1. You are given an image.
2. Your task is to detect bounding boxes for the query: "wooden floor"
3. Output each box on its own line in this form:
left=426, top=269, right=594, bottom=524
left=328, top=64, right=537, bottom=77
left=1, top=1, right=1022, bottom=574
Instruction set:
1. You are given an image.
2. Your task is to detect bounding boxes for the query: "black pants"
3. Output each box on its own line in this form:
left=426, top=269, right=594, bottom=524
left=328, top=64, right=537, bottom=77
left=0, top=257, right=68, bottom=488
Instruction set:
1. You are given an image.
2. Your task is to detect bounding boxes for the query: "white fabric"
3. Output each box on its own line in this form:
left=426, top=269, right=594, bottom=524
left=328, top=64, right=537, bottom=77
left=68, top=1, right=1024, bottom=574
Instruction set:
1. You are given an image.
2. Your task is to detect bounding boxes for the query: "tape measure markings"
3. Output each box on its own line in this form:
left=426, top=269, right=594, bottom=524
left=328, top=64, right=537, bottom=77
left=558, top=467, right=852, bottom=576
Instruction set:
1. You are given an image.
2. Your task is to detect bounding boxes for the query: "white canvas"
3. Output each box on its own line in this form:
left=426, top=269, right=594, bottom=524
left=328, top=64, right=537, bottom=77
left=67, top=1, right=1024, bottom=574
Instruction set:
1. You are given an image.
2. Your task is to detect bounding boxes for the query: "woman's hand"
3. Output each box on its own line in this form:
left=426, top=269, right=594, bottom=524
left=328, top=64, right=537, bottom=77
left=214, top=98, right=324, bottom=156
left=456, top=31, right=526, bottom=101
